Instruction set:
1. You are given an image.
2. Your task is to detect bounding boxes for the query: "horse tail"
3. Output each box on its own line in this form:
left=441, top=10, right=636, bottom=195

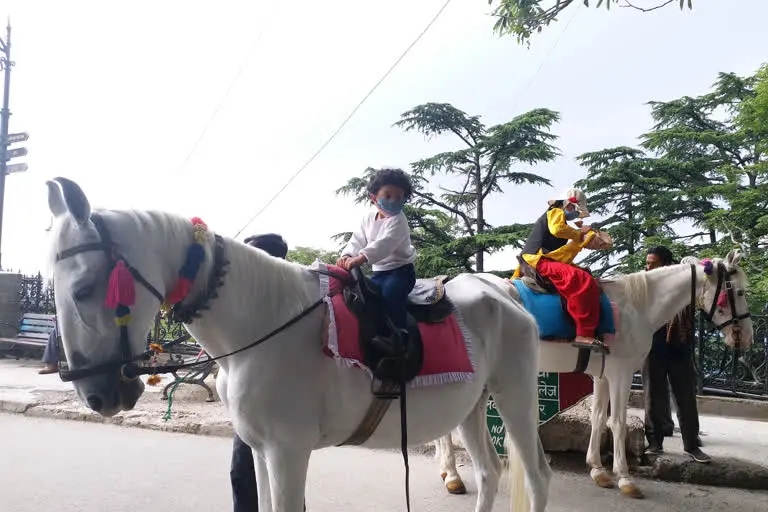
left=506, top=378, right=539, bottom=512
left=505, top=433, right=532, bottom=512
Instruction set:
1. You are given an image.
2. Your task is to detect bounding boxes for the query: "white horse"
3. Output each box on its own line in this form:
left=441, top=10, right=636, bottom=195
left=433, top=257, right=753, bottom=499
left=46, top=177, right=550, bottom=512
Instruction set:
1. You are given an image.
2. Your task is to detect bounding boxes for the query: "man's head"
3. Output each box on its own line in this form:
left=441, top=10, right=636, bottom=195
left=243, top=233, right=288, bottom=259
left=646, top=245, right=675, bottom=271
left=547, top=188, right=589, bottom=221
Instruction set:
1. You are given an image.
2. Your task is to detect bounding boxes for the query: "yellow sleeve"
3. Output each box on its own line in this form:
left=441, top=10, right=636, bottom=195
left=546, top=209, right=582, bottom=241
left=543, top=231, right=596, bottom=265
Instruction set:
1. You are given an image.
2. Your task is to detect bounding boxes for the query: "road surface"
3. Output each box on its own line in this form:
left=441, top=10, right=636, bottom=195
left=0, top=413, right=765, bottom=511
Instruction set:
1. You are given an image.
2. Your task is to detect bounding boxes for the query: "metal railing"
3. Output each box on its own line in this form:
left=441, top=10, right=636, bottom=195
left=632, top=312, right=768, bottom=401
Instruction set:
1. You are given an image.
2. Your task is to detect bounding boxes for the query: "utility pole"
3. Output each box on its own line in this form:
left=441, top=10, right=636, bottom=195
left=0, top=20, right=28, bottom=271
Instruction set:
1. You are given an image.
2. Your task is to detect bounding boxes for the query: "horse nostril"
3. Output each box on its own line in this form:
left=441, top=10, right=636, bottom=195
left=86, top=395, right=103, bottom=412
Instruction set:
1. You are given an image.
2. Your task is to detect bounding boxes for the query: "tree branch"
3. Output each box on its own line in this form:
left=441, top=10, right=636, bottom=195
left=622, top=0, right=675, bottom=13
left=413, top=190, right=475, bottom=235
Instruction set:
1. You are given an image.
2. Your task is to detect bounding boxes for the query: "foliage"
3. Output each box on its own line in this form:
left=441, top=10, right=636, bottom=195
left=576, top=67, right=768, bottom=312
left=337, top=102, right=561, bottom=275
left=488, top=0, right=693, bottom=44
left=286, top=246, right=341, bottom=266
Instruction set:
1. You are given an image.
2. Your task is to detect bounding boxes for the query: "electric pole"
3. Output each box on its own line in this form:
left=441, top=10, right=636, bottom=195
left=0, top=20, right=29, bottom=271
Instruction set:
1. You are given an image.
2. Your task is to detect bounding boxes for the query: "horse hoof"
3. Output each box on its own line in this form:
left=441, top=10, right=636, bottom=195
left=440, top=472, right=447, bottom=481
left=446, top=480, right=467, bottom=495
left=593, top=473, right=615, bottom=489
left=620, top=483, right=644, bottom=499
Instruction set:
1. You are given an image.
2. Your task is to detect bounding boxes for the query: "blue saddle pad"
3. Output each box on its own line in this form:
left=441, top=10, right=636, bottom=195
left=511, top=279, right=615, bottom=340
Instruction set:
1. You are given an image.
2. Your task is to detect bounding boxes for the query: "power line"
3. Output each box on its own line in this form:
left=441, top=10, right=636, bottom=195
left=232, top=0, right=453, bottom=239
left=175, top=1, right=280, bottom=175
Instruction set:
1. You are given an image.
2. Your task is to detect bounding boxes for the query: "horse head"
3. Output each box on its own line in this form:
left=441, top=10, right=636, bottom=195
left=682, top=250, right=753, bottom=349
left=46, top=177, right=190, bottom=416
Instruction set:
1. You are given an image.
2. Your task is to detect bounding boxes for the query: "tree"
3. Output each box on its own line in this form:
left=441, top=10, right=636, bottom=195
left=576, top=67, right=768, bottom=311
left=488, top=0, right=694, bottom=44
left=287, top=246, right=341, bottom=265
left=337, top=102, right=561, bottom=274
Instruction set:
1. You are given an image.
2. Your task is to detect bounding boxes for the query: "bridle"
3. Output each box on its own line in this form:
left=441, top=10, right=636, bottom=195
left=691, top=260, right=751, bottom=343
left=53, top=213, right=329, bottom=383
left=55, top=213, right=166, bottom=383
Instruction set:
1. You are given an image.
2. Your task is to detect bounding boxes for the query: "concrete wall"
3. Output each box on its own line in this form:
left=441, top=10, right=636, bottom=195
left=0, top=272, right=22, bottom=338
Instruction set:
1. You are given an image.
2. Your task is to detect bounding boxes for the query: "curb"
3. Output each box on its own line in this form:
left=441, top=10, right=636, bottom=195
left=3, top=393, right=766, bottom=491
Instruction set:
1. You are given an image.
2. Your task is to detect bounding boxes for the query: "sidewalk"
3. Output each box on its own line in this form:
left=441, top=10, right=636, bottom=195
left=1, top=357, right=767, bottom=489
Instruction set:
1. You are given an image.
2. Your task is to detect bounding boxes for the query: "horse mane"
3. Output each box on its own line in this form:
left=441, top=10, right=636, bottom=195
left=51, top=209, right=317, bottom=320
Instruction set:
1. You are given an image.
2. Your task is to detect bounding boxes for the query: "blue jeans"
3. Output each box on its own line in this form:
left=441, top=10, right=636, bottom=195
left=370, top=263, right=416, bottom=331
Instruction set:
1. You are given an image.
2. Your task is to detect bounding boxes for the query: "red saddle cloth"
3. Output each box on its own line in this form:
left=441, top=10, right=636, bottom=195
left=314, top=262, right=475, bottom=388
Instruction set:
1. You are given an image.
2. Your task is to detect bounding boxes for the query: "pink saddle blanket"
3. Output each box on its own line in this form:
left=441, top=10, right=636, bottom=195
left=314, top=262, right=475, bottom=388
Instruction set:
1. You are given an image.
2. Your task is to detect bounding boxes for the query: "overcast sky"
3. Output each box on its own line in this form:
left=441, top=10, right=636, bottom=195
left=1, top=0, right=766, bottom=275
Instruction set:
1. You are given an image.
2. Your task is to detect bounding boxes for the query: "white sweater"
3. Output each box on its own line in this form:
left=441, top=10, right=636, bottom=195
left=342, top=211, right=416, bottom=272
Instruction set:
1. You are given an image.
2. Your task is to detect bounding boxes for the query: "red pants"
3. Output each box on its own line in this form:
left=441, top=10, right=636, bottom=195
left=536, top=258, right=600, bottom=338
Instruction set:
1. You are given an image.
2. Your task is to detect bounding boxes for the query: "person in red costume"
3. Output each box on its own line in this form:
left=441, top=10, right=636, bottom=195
left=513, top=188, right=607, bottom=353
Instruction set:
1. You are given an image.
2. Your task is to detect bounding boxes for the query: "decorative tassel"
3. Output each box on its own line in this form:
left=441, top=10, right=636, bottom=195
left=147, top=374, right=162, bottom=386
left=164, top=217, right=209, bottom=306
left=105, top=260, right=136, bottom=309
left=179, top=244, right=206, bottom=279
left=166, top=277, right=193, bottom=305
left=701, top=259, right=714, bottom=275
left=717, top=291, right=728, bottom=308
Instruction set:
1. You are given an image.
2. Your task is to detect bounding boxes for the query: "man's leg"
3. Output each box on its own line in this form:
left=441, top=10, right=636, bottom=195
left=642, top=354, right=670, bottom=453
left=642, top=354, right=671, bottom=448
left=39, top=329, right=59, bottom=374
left=536, top=259, right=602, bottom=351
left=231, top=433, right=258, bottom=512
left=668, top=349, right=710, bottom=462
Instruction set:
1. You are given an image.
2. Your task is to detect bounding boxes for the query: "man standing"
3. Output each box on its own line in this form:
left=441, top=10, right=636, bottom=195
left=231, top=233, right=306, bottom=511
left=643, top=246, right=710, bottom=463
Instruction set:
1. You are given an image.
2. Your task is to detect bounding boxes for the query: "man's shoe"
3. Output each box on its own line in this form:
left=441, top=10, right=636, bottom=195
left=685, top=448, right=711, bottom=463
left=646, top=443, right=664, bottom=455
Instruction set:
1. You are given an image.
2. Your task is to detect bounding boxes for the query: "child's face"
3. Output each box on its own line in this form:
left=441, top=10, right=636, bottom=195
left=370, top=185, right=406, bottom=217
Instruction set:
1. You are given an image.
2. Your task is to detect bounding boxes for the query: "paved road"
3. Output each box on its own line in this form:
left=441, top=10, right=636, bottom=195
left=1, top=414, right=765, bottom=512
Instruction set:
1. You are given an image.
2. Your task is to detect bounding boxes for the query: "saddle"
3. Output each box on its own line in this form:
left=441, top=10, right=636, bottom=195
left=342, top=267, right=453, bottom=388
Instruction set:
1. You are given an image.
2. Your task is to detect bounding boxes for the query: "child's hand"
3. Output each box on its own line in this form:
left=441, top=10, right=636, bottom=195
left=346, top=255, right=367, bottom=269
left=574, top=220, right=583, bottom=228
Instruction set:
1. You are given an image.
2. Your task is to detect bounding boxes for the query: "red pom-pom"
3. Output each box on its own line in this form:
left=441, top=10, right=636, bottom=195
left=717, top=291, right=728, bottom=308
left=568, top=196, right=578, bottom=204
left=105, top=261, right=136, bottom=309
left=166, top=277, right=193, bottom=305
left=190, top=217, right=207, bottom=228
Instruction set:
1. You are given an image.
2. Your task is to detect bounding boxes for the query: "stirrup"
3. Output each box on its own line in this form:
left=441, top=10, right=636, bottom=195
left=571, top=338, right=610, bottom=355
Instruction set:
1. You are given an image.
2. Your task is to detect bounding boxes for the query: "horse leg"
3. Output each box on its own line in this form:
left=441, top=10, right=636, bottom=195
left=587, top=376, right=614, bottom=489
left=606, top=369, right=644, bottom=499
left=455, top=389, right=502, bottom=512
left=492, top=385, right=550, bottom=512
left=254, top=448, right=273, bottom=511
left=490, top=321, right=551, bottom=512
left=263, top=444, right=311, bottom=512
left=437, top=432, right=466, bottom=494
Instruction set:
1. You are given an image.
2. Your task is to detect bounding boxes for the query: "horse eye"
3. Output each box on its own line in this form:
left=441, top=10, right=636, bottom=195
left=737, top=290, right=745, bottom=297
left=74, top=285, right=94, bottom=301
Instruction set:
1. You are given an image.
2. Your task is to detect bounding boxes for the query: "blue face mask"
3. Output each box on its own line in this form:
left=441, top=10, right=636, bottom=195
left=564, top=209, right=579, bottom=221
left=377, top=197, right=405, bottom=216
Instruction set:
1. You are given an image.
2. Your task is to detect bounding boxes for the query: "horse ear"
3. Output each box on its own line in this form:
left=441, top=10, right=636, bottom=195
left=725, top=250, right=736, bottom=265
left=51, top=177, right=91, bottom=225
left=46, top=180, right=68, bottom=218
left=729, top=250, right=744, bottom=267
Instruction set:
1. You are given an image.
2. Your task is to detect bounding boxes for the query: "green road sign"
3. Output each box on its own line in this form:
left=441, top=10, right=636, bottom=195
left=487, top=371, right=593, bottom=456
